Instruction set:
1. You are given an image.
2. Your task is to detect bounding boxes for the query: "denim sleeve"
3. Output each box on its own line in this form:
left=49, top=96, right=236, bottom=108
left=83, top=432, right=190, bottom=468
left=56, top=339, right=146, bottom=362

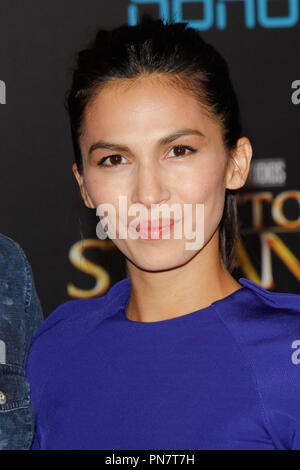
left=0, top=235, right=43, bottom=450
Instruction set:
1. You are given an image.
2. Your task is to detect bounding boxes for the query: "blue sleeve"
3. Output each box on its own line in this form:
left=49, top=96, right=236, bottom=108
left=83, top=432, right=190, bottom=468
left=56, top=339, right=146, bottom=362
left=25, top=302, right=69, bottom=451
left=214, top=286, right=300, bottom=450
left=25, top=297, right=100, bottom=450
left=290, top=340, right=300, bottom=449
left=258, top=295, right=300, bottom=450
left=25, top=301, right=76, bottom=415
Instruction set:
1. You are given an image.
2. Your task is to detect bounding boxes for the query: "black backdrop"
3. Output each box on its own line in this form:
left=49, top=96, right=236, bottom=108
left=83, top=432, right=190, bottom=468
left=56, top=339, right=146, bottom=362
left=0, top=0, right=299, bottom=317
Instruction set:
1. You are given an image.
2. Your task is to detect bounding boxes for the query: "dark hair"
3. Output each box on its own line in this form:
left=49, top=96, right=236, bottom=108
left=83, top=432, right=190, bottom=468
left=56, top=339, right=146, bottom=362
left=65, top=14, right=242, bottom=273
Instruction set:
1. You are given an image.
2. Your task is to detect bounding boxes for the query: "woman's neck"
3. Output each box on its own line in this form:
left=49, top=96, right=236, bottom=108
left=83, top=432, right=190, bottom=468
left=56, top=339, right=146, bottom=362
left=125, top=234, right=242, bottom=323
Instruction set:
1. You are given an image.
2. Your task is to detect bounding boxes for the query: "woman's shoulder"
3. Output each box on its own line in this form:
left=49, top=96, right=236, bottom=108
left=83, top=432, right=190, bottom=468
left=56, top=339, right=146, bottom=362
left=25, top=278, right=130, bottom=405
left=216, top=278, right=300, bottom=448
left=215, top=277, right=300, bottom=347
left=238, top=277, right=300, bottom=323
left=239, top=277, right=300, bottom=302
left=29, top=277, right=130, bottom=349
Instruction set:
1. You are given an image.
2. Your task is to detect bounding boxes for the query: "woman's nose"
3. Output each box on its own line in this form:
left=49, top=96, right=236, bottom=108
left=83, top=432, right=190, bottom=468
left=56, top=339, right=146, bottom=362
left=131, top=162, right=170, bottom=209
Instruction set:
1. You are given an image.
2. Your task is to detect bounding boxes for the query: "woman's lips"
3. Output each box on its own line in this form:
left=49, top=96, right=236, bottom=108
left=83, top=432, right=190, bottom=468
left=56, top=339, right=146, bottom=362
left=135, top=219, right=179, bottom=240
left=137, top=218, right=175, bottom=230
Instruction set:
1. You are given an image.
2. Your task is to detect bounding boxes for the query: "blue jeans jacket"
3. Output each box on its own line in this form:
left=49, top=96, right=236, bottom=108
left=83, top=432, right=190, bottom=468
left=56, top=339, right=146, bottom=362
left=0, top=234, right=43, bottom=449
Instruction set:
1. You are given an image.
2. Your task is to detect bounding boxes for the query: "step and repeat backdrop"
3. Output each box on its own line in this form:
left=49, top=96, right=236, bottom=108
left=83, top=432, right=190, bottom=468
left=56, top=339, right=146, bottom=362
left=0, top=0, right=299, bottom=317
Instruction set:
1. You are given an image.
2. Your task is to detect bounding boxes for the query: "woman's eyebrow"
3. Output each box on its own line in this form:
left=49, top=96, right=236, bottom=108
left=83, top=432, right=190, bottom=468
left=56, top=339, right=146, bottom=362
left=88, top=128, right=204, bottom=156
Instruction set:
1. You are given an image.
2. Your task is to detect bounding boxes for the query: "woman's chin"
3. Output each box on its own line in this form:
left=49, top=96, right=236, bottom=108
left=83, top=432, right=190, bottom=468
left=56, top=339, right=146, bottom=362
left=126, top=250, right=195, bottom=273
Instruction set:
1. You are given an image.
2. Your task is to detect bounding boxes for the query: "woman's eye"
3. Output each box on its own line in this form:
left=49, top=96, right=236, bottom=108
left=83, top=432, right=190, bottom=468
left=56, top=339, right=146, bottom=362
left=168, top=145, right=197, bottom=158
left=97, top=145, right=196, bottom=168
left=97, top=154, right=127, bottom=167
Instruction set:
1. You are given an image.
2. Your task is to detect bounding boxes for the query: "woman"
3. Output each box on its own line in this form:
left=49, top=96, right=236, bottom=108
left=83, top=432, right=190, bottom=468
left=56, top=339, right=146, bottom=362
left=26, top=15, right=300, bottom=450
left=0, top=233, right=43, bottom=449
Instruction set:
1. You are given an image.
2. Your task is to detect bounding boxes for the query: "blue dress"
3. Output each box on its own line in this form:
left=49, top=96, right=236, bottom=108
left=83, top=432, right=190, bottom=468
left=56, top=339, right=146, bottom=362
left=26, top=277, right=300, bottom=450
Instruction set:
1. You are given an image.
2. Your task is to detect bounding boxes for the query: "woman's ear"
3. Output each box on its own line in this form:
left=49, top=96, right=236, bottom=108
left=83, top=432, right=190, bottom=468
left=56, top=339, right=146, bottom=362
left=72, top=163, right=95, bottom=209
left=225, top=137, right=253, bottom=190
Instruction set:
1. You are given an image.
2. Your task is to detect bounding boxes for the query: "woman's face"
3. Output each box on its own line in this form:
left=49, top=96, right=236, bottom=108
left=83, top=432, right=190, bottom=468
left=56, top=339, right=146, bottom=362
left=74, top=74, right=248, bottom=272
